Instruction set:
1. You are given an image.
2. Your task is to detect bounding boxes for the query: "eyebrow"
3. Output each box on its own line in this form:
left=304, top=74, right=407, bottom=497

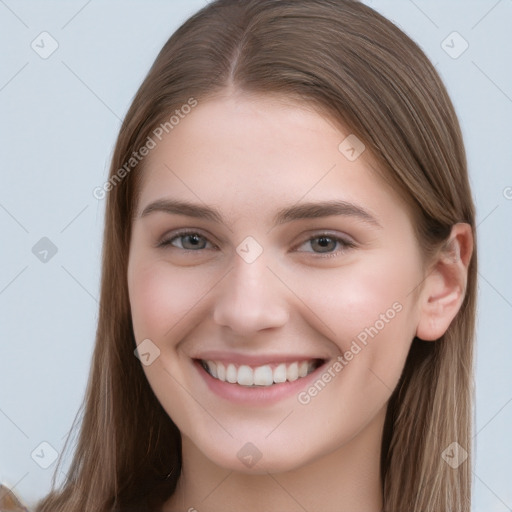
left=139, top=198, right=382, bottom=228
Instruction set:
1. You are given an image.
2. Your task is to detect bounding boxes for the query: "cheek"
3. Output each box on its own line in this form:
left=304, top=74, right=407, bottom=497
left=299, top=250, right=417, bottom=333
left=295, top=251, right=419, bottom=381
left=128, top=257, right=211, bottom=342
left=357, top=266, right=418, bottom=386
left=128, top=257, right=213, bottom=432
left=287, top=256, right=418, bottom=439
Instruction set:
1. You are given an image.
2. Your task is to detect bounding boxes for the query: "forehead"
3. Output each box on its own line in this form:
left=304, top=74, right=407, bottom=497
left=135, top=93, right=408, bottom=229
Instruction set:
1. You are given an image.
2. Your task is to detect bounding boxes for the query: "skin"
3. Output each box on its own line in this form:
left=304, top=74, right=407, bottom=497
left=127, top=91, right=473, bottom=512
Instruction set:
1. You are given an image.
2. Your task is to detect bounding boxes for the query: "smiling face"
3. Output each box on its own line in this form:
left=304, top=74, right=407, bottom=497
left=127, top=92, right=426, bottom=474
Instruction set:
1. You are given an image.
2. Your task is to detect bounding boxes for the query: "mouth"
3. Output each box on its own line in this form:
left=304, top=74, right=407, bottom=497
left=197, top=358, right=325, bottom=387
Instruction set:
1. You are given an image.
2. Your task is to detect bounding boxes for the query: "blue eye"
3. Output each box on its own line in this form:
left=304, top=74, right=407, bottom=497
left=159, top=232, right=213, bottom=250
left=297, top=235, right=354, bottom=254
left=158, top=231, right=355, bottom=256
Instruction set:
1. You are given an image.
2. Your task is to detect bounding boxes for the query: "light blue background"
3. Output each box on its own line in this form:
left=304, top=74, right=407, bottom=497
left=0, top=0, right=511, bottom=509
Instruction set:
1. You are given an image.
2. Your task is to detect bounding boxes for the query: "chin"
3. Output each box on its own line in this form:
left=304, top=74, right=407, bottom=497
left=190, top=430, right=331, bottom=475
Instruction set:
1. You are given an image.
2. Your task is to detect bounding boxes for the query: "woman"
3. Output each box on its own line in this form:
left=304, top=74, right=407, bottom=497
left=36, top=0, right=477, bottom=511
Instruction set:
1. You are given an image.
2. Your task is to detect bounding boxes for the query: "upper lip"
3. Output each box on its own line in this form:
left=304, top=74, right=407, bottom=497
left=192, top=351, right=327, bottom=367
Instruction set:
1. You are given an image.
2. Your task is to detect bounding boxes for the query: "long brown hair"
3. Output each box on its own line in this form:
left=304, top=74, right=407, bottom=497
left=36, top=1, right=477, bottom=511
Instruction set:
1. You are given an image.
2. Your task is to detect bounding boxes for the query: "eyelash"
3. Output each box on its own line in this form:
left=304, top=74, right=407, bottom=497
left=157, top=229, right=356, bottom=257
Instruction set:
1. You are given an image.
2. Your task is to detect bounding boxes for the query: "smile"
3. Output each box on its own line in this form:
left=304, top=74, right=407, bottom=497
left=199, top=359, right=323, bottom=387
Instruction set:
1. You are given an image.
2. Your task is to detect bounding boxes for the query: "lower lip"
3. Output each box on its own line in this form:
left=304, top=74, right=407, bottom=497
left=193, top=359, right=328, bottom=405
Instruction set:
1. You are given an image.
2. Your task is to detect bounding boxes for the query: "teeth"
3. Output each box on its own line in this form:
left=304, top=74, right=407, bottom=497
left=226, top=363, right=237, bottom=384
left=206, top=360, right=217, bottom=378
left=216, top=362, right=225, bottom=381
left=273, top=363, right=287, bottom=383
left=287, top=362, right=299, bottom=382
left=254, top=365, right=273, bottom=386
left=237, top=365, right=253, bottom=386
left=202, top=359, right=319, bottom=387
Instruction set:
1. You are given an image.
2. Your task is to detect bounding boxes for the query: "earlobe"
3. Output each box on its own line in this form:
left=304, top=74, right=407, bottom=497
left=416, top=223, right=473, bottom=342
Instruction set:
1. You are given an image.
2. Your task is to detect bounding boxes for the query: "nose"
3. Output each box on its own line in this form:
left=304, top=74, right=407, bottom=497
left=212, top=252, right=289, bottom=336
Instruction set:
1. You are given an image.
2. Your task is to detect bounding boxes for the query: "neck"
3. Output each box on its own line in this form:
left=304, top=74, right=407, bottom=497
left=163, top=406, right=386, bottom=512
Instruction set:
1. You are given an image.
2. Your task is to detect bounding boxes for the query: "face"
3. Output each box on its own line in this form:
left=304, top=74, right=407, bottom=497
left=127, top=93, right=426, bottom=473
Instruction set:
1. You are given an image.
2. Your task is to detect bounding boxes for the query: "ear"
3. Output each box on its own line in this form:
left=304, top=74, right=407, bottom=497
left=416, top=223, right=473, bottom=341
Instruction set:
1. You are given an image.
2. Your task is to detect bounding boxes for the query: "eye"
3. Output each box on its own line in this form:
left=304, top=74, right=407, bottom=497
left=158, top=231, right=215, bottom=251
left=157, top=230, right=355, bottom=256
left=296, top=234, right=355, bottom=255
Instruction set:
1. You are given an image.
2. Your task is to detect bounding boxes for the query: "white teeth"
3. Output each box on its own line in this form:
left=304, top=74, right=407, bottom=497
left=287, top=362, right=299, bottom=382
left=216, top=362, right=226, bottom=381
left=202, top=359, right=319, bottom=387
left=226, top=363, right=237, bottom=383
left=273, top=363, right=287, bottom=383
left=254, top=365, right=273, bottom=386
left=206, top=360, right=217, bottom=378
left=237, top=365, right=254, bottom=386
